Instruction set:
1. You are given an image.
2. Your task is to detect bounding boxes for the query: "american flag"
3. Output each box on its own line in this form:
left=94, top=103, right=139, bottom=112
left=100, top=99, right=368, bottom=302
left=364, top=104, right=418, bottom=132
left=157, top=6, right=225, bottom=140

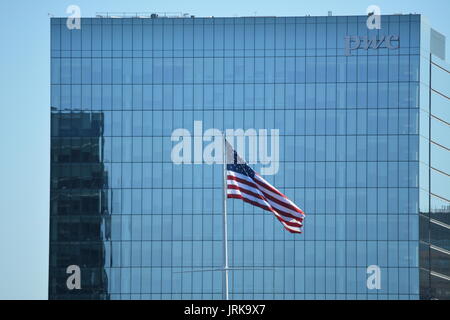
left=225, top=140, right=305, bottom=234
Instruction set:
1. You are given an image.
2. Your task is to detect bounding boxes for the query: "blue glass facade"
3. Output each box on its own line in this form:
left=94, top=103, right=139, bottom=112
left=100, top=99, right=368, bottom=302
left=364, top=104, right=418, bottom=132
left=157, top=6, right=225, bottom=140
left=417, top=19, right=450, bottom=300
left=49, top=14, right=450, bottom=299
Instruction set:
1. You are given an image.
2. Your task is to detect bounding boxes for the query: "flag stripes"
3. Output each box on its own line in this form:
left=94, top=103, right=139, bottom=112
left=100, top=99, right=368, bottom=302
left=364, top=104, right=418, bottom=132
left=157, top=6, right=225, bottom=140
left=226, top=169, right=305, bottom=234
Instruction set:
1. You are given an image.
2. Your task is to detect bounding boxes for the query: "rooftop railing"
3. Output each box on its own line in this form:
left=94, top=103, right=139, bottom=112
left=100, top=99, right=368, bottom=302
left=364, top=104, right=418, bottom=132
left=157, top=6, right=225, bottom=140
left=94, top=12, right=194, bottom=18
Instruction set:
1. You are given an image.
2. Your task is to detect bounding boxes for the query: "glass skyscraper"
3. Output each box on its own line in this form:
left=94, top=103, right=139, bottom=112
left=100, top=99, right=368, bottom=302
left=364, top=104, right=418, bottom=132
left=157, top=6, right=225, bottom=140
left=49, top=13, right=450, bottom=300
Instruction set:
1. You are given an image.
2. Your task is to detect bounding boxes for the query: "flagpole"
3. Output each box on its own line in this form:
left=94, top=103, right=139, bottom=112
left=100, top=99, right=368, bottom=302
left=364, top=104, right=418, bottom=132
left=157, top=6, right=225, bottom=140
left=222, top=134, right=229, bottom=300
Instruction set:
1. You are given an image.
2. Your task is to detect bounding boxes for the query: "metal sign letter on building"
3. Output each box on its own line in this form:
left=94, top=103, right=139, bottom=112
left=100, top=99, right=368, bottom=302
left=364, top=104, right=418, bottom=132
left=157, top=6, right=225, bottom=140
left=345, top=35, right=400, bottom=56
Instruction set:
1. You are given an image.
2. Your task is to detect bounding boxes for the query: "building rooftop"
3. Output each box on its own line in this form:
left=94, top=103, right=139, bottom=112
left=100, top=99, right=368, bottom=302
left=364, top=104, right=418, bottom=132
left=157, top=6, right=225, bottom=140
left=51, top=12, right=421, bottom=20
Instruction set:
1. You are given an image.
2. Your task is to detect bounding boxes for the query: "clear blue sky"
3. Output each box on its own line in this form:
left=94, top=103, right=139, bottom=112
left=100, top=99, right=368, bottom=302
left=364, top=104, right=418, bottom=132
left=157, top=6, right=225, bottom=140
left=0, top=0, right=448, bottom=300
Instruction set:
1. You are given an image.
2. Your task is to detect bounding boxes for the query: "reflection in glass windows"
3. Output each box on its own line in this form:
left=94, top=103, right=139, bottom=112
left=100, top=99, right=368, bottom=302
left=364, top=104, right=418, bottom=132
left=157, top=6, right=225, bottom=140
left=49, top=14, right=450, bottom=300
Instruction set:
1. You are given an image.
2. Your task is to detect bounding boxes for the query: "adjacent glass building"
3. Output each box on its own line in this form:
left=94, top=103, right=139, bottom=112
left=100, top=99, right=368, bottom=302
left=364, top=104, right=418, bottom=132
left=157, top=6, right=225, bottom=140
left=49, top=14, right=450, bottom=299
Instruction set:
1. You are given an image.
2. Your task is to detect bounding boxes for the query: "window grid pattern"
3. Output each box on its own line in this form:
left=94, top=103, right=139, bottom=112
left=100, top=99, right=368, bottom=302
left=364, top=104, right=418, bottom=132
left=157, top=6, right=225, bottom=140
left=50, top=15, right=422, bottom=300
